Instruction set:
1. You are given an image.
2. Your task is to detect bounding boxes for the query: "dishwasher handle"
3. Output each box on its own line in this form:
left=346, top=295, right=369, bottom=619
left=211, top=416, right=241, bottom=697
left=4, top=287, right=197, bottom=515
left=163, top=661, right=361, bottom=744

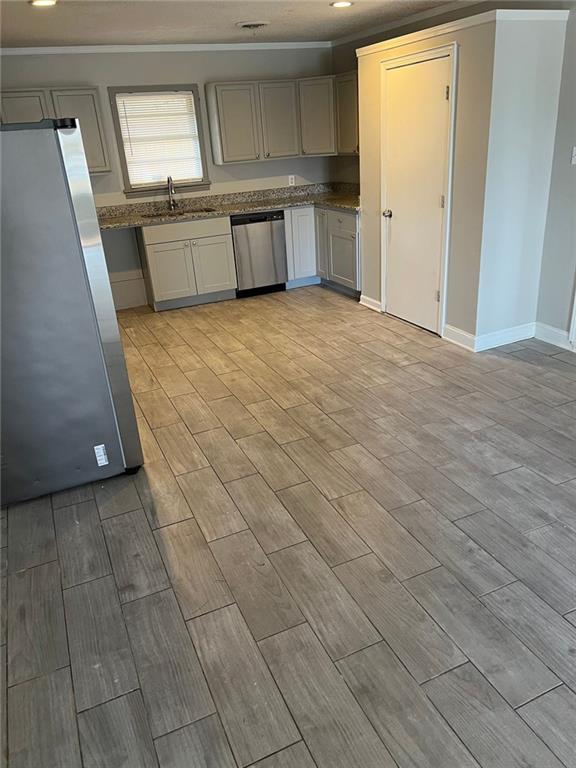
left=230, top=210, right=284, bottom=227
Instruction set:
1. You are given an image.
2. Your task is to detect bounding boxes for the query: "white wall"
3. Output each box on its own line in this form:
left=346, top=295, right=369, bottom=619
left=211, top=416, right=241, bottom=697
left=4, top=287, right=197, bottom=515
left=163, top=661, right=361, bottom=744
left=1, top=47, right=334, bottom=206
left=476, top=17, right=568, bottom=336
left=537, top=9, right=576, bottom=335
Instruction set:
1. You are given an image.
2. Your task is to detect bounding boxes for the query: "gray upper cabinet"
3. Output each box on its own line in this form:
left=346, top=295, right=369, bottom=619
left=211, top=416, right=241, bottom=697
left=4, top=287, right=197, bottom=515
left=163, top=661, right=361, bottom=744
left=207, top=82, right=262, bottom=164
left=207, top=75, right=339, bottom=164
left=1, top=86, right=110, bottom=174
left=336, top=72, right=359, bottom=155
left=298, top=76, right=336, bottom=156
left=51, top=88, right=110, bottom=173
left=0, top=90, right=51, bottom=124
left=259, top=81, right=300, bottom=159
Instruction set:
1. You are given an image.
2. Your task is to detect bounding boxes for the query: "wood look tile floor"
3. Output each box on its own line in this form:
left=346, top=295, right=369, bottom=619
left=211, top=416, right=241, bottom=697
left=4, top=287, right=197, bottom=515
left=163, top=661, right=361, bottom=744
left=4, top=285, right=576, bottom=767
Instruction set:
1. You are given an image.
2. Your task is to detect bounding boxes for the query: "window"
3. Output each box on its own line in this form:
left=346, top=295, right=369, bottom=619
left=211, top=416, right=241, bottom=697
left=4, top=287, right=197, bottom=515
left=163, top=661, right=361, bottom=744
left=109, top=85, right=210, bottom=194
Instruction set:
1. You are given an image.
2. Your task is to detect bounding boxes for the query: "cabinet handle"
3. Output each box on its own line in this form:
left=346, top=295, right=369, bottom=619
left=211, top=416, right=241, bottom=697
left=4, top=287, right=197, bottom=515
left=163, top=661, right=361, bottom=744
left=265, top=152, right=270, bottom=157
left=256, top=153, right=260, bottom=159
left=192, top=241, right=197, bottom=245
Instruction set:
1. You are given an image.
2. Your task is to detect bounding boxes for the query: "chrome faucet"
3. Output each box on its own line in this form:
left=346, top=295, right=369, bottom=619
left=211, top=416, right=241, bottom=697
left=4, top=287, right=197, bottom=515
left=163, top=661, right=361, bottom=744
left=167, top=176, right=178, bottom=211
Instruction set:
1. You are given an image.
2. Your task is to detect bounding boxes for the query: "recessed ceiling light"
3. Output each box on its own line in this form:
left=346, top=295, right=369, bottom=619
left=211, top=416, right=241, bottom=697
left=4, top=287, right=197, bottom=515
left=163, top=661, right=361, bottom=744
left=330, top=1, right=354, bottom=7
left=236, top=21, right=270, bottom=30
left=29, top=0, right=58, bottom=6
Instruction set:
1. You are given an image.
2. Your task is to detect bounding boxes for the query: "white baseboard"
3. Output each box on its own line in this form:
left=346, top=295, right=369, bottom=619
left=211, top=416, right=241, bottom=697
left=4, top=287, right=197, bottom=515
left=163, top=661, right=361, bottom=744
left=359, top=295, right=382, bottom=313
left=535, top=322, right=575, bottom=351
left=443, top=324, right=477, bottom=351
left=475, top=323, right=536, bottom=352
left=443, top=322, right=536, bottom=352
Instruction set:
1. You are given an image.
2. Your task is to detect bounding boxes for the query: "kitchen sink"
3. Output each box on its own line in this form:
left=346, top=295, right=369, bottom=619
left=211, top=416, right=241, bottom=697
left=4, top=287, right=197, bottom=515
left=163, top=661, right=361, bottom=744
left=141, top=207, right=217, bottom=218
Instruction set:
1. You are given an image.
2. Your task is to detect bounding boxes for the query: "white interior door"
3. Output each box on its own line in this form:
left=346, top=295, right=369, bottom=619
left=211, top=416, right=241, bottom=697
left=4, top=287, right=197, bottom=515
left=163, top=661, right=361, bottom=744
left=384, top=54, right=451, bottom=333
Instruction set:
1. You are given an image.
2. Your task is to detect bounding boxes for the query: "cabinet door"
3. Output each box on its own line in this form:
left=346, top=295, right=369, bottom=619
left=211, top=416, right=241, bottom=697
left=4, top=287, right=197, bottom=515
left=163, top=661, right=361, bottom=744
left=336, top=73, right=359, bottom=155
left=314, top=209, right=328, bottom=278
left=215, top=83, right=262, bottom=162
left=259, top=81, right=300, bottom=159
left=0, top=90, right=51, bottom=124
left=191, top=235, right=237, bottom=294
left=146, top=240, right=197, bottom=302
left=51, top=88, right=110, bottom=173
left=289, top=207, right=316, bottom=279
left=328, top=213, right=357, bottom=289
left=298, top=77, right=336, bottom=156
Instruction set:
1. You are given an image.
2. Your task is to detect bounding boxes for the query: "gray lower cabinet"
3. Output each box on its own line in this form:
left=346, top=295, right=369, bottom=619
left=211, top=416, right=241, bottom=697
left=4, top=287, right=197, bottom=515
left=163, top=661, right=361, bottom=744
left=336, top=72, right=359, bottom=156
left=285, top=206, right=316, bottom=280
left=146, top=240, right=198, bottom=302
left=140, top=217, right=237, bottom=308
left=328, top=227, right=357, bottom=289
left=299, top=76, right=337, bottom=156
left=315, top=209, right=329, bottom=279
left=315, top=209, right=358, bottom=289
left=191, top=235, right=237, bottom=293
left=1, top=86, right=110, bottom=174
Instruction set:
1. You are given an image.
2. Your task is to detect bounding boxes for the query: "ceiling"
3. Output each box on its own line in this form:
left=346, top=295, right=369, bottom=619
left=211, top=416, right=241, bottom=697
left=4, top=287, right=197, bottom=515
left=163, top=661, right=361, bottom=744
left=0, top=0, right=461, bottom=47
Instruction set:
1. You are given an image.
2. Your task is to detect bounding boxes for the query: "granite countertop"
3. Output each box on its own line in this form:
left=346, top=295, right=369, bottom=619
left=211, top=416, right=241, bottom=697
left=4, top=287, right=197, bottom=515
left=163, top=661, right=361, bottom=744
left=98, top=183, right=359, bottom=230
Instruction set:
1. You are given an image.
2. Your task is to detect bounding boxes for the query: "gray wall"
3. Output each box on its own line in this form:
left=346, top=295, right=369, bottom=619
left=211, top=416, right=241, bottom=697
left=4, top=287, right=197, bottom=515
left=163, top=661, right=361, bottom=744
left=476, top=16, right=568, bottom=336
left=358, top=19, right=496, bottom=335
left=1, top=45, right=335, bottom=307
left=537, top=9, right=576, bottom=333
left=350, top=2, right=575, bottom=338
left=1, top=47, right=334, bottom=206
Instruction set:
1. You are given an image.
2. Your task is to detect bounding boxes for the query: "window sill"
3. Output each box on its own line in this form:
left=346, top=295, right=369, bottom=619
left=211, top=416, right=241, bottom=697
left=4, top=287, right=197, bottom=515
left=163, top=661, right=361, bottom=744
left=123, top=181, right=212, bottom=199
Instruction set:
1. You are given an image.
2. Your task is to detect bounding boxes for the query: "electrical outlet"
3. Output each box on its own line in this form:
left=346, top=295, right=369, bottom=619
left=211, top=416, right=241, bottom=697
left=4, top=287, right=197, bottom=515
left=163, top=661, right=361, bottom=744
left=288, top=175, right=295, bottom=186
left=571, top=146, right=576, bottom=166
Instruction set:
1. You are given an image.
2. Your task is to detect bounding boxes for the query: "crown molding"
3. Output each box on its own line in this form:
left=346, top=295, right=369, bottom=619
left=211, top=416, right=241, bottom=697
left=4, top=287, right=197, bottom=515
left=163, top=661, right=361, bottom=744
left=333, top=0, right=474, bottom=46
left=356, top=8, right=569, bottom=57
left=0, top=7, right=569, bottom=57
left=0, top=41, right=333, bottom=56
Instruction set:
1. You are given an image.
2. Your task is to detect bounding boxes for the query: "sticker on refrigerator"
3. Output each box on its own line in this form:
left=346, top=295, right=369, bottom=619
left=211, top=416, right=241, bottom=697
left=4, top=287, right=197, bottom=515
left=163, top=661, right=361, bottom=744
left=94, top=444, right=109, bottom=466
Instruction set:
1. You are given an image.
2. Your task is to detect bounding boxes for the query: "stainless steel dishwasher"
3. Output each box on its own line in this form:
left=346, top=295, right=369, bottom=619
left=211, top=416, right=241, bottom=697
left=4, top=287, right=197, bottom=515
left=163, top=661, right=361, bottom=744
left=231, top=210, right=288, bottom=295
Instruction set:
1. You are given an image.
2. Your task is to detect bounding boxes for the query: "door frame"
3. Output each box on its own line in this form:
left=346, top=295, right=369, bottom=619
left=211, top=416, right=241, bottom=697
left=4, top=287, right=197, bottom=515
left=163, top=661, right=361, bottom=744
left=569, top=290, right=576, bottom=348
left=379, top=43, right=458, bottom=336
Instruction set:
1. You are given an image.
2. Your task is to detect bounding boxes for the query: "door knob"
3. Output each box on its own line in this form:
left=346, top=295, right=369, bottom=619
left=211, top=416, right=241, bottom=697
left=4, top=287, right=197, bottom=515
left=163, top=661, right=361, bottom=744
left=383, top=209, right=393, bottom=218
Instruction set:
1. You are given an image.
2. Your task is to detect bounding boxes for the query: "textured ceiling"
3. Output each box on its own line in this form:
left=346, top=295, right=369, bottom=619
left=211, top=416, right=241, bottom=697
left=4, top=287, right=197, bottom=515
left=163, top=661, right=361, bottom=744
left=0, top=0, right=459, bottom=46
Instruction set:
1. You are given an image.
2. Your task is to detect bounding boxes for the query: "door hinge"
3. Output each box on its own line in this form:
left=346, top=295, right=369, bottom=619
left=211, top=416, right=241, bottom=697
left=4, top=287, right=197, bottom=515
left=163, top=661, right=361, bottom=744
left=435, top=290, right=441, bottom=303
left=445, top=85, right=450, bottom=100
left=440, top=194, right=445, bottom=209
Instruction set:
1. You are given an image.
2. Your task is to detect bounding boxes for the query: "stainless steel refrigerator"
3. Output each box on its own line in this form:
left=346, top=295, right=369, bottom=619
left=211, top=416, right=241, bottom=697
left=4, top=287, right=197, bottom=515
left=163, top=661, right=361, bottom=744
left=1, top=118, right=143, bottom=504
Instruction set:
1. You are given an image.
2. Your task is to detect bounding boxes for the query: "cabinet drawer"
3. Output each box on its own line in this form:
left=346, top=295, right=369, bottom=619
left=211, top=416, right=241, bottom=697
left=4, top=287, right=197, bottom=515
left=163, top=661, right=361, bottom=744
left=327, top=210, right=357, bottom=235
left=142, top=216, right=231, bottom=245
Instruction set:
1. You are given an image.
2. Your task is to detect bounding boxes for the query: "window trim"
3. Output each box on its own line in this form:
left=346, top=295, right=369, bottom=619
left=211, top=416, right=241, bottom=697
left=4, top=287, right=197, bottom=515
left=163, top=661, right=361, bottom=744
left=108, top=84, right=211, bottom=197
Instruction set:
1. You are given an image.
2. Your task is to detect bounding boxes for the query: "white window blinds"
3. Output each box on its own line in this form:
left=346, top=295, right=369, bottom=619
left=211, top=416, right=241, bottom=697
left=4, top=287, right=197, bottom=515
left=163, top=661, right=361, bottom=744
left=115, top=90, right=205, bottom=188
